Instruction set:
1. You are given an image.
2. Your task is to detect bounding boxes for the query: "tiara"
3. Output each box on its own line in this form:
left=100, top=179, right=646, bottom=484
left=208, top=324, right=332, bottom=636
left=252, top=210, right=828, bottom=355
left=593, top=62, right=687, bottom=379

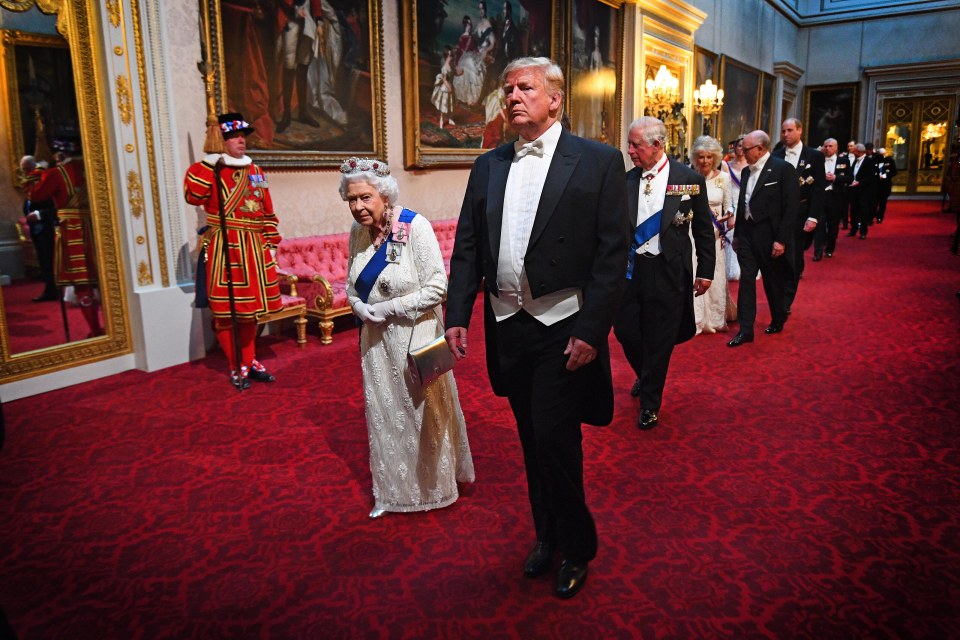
left=340, top=157, right=390, bottom=177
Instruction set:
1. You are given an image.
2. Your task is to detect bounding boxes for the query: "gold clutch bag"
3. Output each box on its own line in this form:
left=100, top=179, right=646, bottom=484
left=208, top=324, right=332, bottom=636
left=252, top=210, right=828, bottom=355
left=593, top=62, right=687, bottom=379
left=407, top=333, right=455, bottom=387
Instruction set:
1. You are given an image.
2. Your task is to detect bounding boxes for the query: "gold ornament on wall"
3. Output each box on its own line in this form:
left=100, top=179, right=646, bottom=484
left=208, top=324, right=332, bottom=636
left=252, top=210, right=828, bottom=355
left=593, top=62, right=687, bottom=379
left=127, top=170, right=143, bottom=219
left=116, top=74, right=131, bottom=124
left=106, top=0, right=121, bottom=28
left=137, top=260, right=152, bottom=287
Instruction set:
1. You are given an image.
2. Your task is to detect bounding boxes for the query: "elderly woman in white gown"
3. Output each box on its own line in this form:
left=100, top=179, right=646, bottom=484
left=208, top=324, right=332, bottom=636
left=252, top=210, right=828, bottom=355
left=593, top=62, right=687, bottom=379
left=341, top=157, right=475, bottom=519
left=690, top=136, right=734, bottom=334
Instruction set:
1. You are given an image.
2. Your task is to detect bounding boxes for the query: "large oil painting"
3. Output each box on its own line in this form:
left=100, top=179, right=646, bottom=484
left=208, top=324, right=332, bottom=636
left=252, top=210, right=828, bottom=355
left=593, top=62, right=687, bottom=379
left=1, top=30, right=78, bottom=182
left=208, top=0, right=386, bottom=168
left=717, top=55, right=760, bottom=145
left=803, top=83, right=858, bottom=148
left=401, top=0, right=558, bottom=168
left=566, top=0, right=623, bottom=147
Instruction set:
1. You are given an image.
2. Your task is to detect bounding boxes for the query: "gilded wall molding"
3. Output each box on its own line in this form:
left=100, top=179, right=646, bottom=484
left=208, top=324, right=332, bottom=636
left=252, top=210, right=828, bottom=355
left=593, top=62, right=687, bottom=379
left=115, top=74, right=132, bottom=124
left=106, top=0, right=121, bottom=28
left=127, top=169, right=143, bottom=218
left=130, top=0, right=168, bottom=287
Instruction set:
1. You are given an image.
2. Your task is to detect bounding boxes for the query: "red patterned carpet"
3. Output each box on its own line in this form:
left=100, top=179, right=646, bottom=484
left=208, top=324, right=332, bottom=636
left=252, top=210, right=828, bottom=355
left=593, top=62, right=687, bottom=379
left=1, top=200, right=959, bottom=639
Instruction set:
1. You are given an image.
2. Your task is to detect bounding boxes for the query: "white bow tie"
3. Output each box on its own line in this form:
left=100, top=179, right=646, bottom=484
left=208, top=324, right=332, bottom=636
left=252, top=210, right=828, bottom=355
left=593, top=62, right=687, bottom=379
left=515, top=139, right=545, bottom=159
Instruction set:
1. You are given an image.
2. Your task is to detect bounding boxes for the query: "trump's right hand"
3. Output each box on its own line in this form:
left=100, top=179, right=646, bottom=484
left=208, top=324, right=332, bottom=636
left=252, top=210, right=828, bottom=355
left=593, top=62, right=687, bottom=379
left=445, top=326, right=468, bottom=360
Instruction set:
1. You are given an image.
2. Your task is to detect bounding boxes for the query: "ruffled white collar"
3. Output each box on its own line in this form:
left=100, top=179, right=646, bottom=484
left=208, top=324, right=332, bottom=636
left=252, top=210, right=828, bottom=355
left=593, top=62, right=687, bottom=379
left=204, top=153, right=252, bottom=167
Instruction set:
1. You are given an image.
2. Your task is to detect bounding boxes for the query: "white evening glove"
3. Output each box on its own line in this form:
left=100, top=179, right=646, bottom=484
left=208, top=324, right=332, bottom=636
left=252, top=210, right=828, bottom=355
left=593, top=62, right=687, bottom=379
left=370, top=299, right=402, bottom=319
left=353, top=301, right=384, bottom=324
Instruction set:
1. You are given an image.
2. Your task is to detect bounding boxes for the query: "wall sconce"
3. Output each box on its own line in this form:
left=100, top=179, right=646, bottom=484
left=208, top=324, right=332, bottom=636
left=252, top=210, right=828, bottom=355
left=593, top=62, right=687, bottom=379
left=693, top=79, right=724, bottom=136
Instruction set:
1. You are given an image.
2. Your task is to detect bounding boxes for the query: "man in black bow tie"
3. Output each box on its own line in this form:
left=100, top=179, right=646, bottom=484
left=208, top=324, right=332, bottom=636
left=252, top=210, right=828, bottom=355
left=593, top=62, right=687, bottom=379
left=728, top=130, right=799, bottom=347
left=445, top=57, right=629, bottom=599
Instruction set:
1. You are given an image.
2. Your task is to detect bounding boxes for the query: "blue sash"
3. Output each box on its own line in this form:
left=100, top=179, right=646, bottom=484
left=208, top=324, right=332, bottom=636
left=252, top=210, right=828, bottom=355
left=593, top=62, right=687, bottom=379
left=355, top=209, right=417, bottom=302
left=626, top=210, right=662, bottom=280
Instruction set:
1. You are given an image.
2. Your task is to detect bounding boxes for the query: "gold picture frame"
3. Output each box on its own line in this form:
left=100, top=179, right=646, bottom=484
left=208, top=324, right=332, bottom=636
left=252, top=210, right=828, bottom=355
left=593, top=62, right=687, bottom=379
left=202, top=0, right=387, bottom=169
left=400, top=0, right=561, bottom=169
left=565, top=0, right=624, bottom=147
left=0, top=0, right=131, bottom=382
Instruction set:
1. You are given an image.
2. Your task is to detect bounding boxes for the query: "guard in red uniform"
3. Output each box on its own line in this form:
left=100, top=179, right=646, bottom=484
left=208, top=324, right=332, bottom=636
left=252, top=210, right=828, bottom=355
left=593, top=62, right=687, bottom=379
left=31, top=139, right=103, bottom=337
left=184, top=112, right=283, bottom=388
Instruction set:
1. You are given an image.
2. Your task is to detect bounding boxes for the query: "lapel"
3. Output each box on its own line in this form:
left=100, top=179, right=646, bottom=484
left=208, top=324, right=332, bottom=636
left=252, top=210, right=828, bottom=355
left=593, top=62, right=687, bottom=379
left=526, top=130, right=581, bottom=250
left=626, top=167, right=641, bottom=228
left=486, top=145, right=512, bottom=262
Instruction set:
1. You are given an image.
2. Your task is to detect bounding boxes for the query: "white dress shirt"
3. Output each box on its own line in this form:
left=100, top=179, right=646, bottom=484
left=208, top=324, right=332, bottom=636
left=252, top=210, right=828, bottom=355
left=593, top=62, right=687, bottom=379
left=491, top=121, right=581, bottom=325
left=824, top=154, right=836, bottom=191
left=743, top=151, right=771, bottom=220
left=784, top=142, right=802, bottom=168
left=634, top=154, right=670, bottom=256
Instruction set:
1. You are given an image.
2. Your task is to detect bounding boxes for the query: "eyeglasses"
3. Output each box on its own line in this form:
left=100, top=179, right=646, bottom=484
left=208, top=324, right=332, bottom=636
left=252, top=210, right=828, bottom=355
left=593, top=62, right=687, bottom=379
left=741, top=144, right=761, bottom=153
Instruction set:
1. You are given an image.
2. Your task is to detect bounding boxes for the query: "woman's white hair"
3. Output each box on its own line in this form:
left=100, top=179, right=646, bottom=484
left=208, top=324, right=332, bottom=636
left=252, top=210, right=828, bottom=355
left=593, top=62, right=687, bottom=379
left=690, top=135, right=724, bottom=169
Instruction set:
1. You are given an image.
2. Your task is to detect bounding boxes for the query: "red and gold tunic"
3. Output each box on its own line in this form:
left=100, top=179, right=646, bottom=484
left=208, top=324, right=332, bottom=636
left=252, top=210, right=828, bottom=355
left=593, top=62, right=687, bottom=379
left=31, top=158, right=97, bottom=286
left=184, top=153, right=282, bottom=320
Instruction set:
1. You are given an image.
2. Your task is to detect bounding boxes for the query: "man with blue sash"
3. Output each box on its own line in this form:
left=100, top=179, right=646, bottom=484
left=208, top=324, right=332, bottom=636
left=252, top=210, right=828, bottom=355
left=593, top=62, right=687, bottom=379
left=614, top=117, right=715, bottom=431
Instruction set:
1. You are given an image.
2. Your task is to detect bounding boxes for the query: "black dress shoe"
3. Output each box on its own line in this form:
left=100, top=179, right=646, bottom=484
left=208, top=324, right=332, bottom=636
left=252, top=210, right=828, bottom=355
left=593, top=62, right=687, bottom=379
left=727, top=333, right=753, bottom=347
left=629, top=379, right=641, bottom=398
left=230, top=373, right=251, bottom=390
left=523, top=542, right=554, bottom=578
left=248, top=368, right=276, bottom=383
left=812, top=254, right=822, bottom=262
left=555, top=561, right=588, bottom=599
left=32, top=292, right=59, bottom=302
left=638, top=409, right=659, bottom=430
left=764, top=323, right=784, bottom=334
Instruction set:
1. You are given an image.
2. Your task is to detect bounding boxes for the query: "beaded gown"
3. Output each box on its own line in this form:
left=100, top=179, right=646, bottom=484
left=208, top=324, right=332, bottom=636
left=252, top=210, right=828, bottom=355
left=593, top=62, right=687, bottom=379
left=347, top=210, right=475, bottom=514
left=692, top=171, right=733, bottom=333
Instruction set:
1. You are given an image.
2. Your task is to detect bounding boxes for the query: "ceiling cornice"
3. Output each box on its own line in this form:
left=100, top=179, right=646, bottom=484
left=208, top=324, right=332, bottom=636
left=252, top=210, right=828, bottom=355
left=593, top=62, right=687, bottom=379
left=766, top=0, right=960, bottom=26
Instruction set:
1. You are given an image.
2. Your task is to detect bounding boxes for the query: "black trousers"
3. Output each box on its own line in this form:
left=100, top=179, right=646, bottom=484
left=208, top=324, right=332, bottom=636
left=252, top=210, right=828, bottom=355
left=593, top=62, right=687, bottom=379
left=877, top=181, right=893, bottom=221
left=735, top=217, right=791, bottom=334
left=30, top=229, right=57, bottom=295
left=613, top=253, right=684, bottom=413
left=850, top=186, right=876, bottom=237
left=495, top=310, right=597, bottom=563
left=816, top=189, right=846, bottom=255
left=783, top=203, right=813, bottom=311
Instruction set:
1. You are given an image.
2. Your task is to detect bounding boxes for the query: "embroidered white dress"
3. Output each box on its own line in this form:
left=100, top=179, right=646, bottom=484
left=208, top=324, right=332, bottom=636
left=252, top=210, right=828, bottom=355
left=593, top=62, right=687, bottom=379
left=692, top=171, right=733, bottom=334
left=347, top=210, right=475, bottom=514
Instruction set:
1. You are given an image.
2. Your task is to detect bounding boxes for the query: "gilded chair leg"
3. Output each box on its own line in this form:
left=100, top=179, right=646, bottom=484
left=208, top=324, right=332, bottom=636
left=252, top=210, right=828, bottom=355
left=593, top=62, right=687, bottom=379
left=319, top=319, right=333, bottom=345
left=295, top=315, right=307, bottom=347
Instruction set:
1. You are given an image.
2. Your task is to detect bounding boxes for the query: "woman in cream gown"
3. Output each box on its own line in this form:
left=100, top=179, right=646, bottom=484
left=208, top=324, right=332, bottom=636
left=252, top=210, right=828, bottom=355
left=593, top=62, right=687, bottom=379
left=341, top=157, right=474, bottom=519
left=690, top=136, right=734, bottom=334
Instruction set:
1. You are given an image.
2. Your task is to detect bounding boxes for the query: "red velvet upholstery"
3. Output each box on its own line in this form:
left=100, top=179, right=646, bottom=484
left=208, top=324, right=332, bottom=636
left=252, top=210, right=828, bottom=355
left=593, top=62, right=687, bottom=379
left=276, top=219, right=458, bottom=344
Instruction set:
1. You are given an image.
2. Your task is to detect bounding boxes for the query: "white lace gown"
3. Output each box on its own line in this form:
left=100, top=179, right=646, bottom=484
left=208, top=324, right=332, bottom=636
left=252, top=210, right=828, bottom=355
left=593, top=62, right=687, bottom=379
left=692, top=171, right=733, bottom=334
left=347, top=210, right=475, bottom=514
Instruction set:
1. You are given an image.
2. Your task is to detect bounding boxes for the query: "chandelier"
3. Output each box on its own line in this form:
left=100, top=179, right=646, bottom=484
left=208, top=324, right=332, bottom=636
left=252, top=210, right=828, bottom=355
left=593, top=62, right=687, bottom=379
left=921, top=122, right=947, bottom=141
left=693, top=79, right=724, bottom=135
left=645, top=65, right=679, bottom=116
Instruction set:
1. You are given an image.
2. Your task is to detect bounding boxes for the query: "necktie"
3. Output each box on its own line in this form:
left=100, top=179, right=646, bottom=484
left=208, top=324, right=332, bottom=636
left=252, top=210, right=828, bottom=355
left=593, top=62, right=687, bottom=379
left=516, top=139, right=544, bottom=159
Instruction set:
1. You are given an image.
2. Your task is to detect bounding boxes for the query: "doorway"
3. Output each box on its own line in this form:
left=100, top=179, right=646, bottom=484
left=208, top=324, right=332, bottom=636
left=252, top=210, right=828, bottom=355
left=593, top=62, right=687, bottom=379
left=882, top=96, right=955, bottom=194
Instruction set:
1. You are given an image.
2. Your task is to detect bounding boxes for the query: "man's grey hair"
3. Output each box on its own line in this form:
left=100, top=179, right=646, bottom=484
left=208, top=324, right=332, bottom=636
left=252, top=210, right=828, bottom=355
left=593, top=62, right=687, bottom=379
left=855, top=143, right=866, bottom=153
left=20, top=155, right=36, bottom=172
left=629, top=116, right=667, bottom=146
left=824, top=137, right=837, bottom=146
left=746, top=130, right=771, bottom=150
